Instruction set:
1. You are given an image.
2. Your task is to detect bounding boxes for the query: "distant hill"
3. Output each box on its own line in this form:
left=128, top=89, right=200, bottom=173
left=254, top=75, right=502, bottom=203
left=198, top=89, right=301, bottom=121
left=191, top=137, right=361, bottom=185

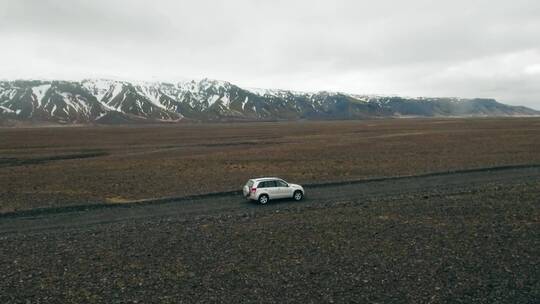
left=0, top=78, right=537, bottom=124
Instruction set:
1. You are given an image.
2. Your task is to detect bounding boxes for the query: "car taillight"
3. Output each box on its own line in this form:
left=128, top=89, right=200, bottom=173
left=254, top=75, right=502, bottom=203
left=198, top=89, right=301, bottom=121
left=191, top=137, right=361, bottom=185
left=251, top=188, right=257, bottom=192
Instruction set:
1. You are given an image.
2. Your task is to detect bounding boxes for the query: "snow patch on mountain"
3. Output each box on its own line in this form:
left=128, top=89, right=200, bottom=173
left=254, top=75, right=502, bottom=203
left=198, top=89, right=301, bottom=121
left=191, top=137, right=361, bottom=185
left=134, top=84, right=167, bottom=110
left=221, top=95, right=230, bottom=108
left=82, top=79, right=116, bottom=102
left=0, top=105, right=14, bottom=113
left=246, top=87, right=308, bottom=98
left=59, top=92, right=91, bottom=114
left=208, top=95, right=220, bottom=106
left=32, top=84, right=51, bottom=106
left=0, top=88, right=18, bottom=101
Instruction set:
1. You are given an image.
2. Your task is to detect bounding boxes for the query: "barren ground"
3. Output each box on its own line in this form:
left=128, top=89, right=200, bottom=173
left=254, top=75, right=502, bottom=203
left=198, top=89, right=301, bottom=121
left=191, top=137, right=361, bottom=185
left=1, top=118, right=539, bottom=303
left=1, top=166, right=539, bottom=303
left=1, top=118, right=540, bottom=212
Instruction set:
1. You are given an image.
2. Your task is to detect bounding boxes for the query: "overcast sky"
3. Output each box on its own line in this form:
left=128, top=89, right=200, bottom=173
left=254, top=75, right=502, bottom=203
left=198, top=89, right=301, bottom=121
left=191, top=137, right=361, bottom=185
left=1, top=0, right=539, bottom=109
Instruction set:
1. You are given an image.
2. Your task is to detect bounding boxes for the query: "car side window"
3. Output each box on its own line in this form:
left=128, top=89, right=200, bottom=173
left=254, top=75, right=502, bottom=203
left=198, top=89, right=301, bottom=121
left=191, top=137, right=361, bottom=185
left=276, top=180, right=287, bottom=187
left=258, top=181, right=267, bottom=188
left=266, top=181, right=277, bottom=188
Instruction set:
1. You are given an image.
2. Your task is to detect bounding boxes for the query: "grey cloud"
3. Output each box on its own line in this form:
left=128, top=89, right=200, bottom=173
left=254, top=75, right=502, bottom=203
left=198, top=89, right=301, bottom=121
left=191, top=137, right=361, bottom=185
left=0, top=0, right=538, bottom=109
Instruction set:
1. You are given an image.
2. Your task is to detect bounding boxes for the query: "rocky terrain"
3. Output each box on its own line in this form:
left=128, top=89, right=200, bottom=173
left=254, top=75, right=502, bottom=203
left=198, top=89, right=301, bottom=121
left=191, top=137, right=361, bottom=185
left=1, top=166, right=539, bottom=303
left=1, top=118, right=539, bottom=303
left=0, top=78, right=537, bottom=124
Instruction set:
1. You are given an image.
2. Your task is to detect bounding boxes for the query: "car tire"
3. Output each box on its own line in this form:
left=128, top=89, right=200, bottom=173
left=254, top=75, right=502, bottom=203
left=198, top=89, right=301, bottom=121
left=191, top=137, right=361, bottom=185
left=258, top=194, right=269, bottom=205
left=293, top=190, right=303, bottom=201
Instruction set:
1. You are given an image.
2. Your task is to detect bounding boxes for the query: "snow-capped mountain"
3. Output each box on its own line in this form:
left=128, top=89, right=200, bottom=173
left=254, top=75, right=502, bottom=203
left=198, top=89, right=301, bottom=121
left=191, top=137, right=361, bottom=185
left=0, top=78, right=537, bottom=124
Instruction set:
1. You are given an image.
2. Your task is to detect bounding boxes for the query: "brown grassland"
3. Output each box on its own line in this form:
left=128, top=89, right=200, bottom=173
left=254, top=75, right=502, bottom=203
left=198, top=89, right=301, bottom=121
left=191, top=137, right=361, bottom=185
left=1, top=118, right=540, bottom=212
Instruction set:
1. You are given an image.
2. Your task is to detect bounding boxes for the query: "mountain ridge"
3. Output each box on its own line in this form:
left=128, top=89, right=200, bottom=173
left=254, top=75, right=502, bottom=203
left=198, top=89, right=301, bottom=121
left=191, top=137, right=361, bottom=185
left=0, top=78, right=537, bottom=124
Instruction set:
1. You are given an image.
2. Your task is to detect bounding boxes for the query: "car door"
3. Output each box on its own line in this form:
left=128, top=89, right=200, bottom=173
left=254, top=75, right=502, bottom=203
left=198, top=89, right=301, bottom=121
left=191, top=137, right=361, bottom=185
left=274, top=179, right=291, bottom=199
left=265, top=180, right=278, bottom=199
left=258, top=180, right=274, bottom=199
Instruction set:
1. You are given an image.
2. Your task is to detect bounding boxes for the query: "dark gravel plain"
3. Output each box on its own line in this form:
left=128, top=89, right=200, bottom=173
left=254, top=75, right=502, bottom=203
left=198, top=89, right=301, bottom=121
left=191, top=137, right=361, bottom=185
left=1, top=167, right=539, bottom=303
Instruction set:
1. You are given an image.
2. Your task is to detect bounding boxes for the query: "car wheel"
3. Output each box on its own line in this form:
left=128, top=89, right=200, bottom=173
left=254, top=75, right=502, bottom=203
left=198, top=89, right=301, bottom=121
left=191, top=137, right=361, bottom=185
left=258, top=194, right=269, bottom=205
left=293, top=191, right=303, bottom=201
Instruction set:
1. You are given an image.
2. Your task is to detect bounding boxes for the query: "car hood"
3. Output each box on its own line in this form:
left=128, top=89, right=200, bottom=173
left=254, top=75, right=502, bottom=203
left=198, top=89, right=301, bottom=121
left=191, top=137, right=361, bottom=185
left=289, top=183, right=303, bottom=190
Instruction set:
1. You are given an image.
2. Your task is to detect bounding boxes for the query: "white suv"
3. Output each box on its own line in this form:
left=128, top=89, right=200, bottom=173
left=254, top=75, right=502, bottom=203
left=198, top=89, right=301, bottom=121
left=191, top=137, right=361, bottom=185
left=243, top=177, right=305, bottom=204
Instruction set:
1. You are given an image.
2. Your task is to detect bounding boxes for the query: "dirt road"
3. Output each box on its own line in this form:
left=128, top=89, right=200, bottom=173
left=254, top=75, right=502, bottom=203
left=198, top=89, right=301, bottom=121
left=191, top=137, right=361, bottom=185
left=2, top=164, right=539, bottom=234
